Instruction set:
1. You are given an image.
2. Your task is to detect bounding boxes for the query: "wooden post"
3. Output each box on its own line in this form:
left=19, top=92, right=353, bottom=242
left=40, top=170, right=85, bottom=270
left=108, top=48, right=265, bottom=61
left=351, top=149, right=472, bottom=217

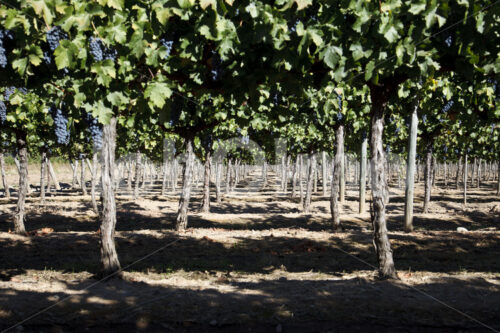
left=359, top=132, right=368, bottom=214
left=176, top=137, right=194, bottom=231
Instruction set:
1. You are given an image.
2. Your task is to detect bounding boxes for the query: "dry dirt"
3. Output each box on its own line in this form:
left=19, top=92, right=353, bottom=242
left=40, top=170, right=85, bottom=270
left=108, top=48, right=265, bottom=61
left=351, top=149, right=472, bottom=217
left=0, top=165, right=499, bottom=332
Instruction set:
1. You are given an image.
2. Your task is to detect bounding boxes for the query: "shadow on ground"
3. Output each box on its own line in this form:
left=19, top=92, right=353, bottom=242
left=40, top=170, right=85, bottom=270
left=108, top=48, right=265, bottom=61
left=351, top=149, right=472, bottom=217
left=0, top=273, right=499, bottom=331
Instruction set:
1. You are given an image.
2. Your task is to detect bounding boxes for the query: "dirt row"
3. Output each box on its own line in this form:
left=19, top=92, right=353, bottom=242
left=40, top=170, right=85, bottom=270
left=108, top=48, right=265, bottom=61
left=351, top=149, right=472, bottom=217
left=0, top=172, right=499, bottom=332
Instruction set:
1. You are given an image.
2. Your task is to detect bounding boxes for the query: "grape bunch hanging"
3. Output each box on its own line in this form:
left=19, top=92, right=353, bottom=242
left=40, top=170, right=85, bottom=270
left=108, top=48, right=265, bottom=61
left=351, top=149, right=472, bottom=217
left=89, top=37, right=117, bottom=62
left=0, top=29, right=13, bottom=68
left=50, top=106, right=70, bottom=145
left=45, top=26, right=69, bottom=74
left=0, top=87, right=13, bottom=124
left=211, top=51, right=222, bottom=82
left=86, top=113, right=103, bottom=149
left=46, top=26, right=68, bottom=52
left=441, top=100, right=454, bottom=113
left=160, top=39, right=173, bottom=58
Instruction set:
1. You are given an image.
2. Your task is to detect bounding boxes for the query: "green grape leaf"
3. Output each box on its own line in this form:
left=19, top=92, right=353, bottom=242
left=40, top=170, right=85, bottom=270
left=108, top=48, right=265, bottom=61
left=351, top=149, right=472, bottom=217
left=145, top=82, right=173, bottom=108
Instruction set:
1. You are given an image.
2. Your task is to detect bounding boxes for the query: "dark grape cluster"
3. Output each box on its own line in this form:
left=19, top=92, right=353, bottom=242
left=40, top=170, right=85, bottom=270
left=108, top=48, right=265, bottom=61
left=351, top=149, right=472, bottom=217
left=46, top=26, right=68, bottom=52
left=289, top=19, right=300, bottom=33
left=43, top=51, right=52, bottom=65
left=51, top=106, right=70, bottom=145
left=86, top=113, right=103, bottom=149
left=89, top=37, right=117, bottom=62
left=493, top=80, right=499, bottom=100
left=201, top=133, right=213, bottom=150
left=0, top=86, right=24, bottom=124
left=444, top=35, right=453, bottom=47
left=441, top=100, right=454, bottom=113
left=272, top=91, right=283, bottom=106
left=211, top=50, right=222, bottom=81
left=169, top=97, right=182, bottom=125
left=45, top=27, right=69, bottom=75
left=1, top=87, right=12, bottom=124
left=0, top=87, right=28, bottom=124
left=4, top=86, right=15, bottom=101
left=160, top=39, right=173, bottom=58
left=0, top=29, right=13, bottom=68
left=89, top=37, right=103, bottom=61
left=0, top=101, right=5, bottom=124
left=336, top=94, right=343, bottom=121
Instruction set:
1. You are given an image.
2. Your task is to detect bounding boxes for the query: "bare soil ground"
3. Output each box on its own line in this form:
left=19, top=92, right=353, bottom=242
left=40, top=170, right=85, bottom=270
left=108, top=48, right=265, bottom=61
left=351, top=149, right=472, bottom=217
left=0, top=166, right=499, bottom=332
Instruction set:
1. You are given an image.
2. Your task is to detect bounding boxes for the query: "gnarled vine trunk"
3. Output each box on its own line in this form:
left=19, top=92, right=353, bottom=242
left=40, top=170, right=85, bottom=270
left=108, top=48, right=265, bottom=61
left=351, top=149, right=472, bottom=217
left=322, top=152, right=328, bottom=196
left=463, top=154, right=468, bottom=205
left=201, top=151, right=211, bottom=213
left=423, top=138, right=434, bottom=214
left=281, top=155, right=286, bottom=192
left=14, top=130, right=28, bottom=234
left=299, top=155, right=304, bottom=206
left=339, top=138, right=345, bottom=203
left=476, top=158, right=481, bottom=188
left=313, top=157, right=318, bottom=193
left=331, top=125, right=343, bottom=230
left=303, top=153, right=315, bottom=213
left=127, top=161, right=133, bottom=192
left=176, top=137, right=194, bottom=231
left=133, top=151, right=141, bottom=199
left=444, top=161, right=448, bottom=187
left=99, top=117, right=121, bottom=277
left=455, top=156, right=462, bottom=190
left=81, top=157, right=87, bottom=196
left=369, top=87, right=397, bottom=279
left=226, top=159, right=231, bottom=194
left=0, top=150, right=9, bottom=199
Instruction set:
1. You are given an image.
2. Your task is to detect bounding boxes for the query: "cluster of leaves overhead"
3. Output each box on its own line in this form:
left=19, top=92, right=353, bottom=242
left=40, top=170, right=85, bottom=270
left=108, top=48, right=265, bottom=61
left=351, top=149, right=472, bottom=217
left=0, top=0, right=498, bottom=165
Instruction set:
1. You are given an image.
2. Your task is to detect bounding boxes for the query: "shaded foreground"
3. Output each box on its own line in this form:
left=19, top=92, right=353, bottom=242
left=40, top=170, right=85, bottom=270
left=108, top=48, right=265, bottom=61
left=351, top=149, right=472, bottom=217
left=0, top=173, right=499, bottom=332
